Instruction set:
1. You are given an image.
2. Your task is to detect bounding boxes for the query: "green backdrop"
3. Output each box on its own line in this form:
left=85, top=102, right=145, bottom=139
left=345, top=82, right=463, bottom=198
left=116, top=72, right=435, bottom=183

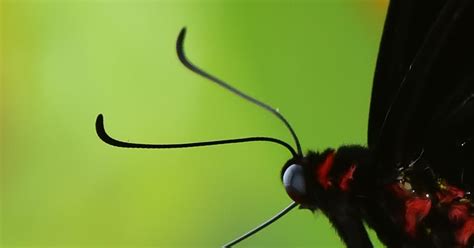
left=2, top=0, right=387, bottom=247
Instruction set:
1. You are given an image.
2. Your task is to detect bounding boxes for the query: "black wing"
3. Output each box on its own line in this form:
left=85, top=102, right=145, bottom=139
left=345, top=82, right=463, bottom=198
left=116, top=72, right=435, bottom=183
left=368, top=0, right=474, bottom=184
left=368, top=0, right=447, bottom=149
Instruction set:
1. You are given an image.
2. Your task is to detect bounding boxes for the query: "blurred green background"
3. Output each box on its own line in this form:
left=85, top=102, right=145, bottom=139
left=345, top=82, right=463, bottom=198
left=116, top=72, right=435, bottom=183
left=1, top=0, right=388, bottom=247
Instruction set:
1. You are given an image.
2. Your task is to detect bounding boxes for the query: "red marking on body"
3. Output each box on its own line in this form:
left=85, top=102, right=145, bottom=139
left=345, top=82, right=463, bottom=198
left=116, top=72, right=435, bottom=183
left=437, top=185, right=464, bottom=204
left=389, top=183, right=411, bottom=198
left=316, top=151, right=335, bottom=189
left=456, top=218, right=474, bottom=246
left=339, top=164, right=357, bottom=192
left=404, top=197, right=431, bottom=237
left=449, top=204, right=469, bottom=223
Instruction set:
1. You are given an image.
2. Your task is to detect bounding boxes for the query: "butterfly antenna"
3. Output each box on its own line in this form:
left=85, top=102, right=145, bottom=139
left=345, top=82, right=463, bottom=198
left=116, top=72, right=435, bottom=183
left=95, top=114, right=297, bottom=157
left=177, top=27, right=302, bottom=156
left=96, top=28, right=302, bottom=246
left=223, top=202, right=298, bottom=247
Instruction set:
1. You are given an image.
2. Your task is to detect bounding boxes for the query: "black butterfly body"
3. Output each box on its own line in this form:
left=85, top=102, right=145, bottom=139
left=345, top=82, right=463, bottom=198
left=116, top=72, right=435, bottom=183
left=96, top=0, right=474, bottom=247
left=281, top=0, right=474, bottom=247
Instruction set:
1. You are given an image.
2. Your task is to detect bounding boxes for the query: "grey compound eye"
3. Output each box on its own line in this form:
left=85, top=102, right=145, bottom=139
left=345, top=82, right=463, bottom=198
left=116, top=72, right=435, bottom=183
left=282, top=164, right=306, bottom=202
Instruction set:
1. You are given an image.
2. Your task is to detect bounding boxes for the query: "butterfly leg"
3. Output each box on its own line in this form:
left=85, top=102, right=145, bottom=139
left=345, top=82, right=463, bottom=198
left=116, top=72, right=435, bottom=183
left=324, top=200, right=373, bottom=248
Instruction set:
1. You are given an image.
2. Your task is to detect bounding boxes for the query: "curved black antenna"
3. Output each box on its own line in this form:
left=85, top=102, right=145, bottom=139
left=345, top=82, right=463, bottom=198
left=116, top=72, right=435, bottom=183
left=96, top=114, right=297, bottom=157
left=223, top=202, right=298, bottom=247
left=177, top=27, right=302, bottom=156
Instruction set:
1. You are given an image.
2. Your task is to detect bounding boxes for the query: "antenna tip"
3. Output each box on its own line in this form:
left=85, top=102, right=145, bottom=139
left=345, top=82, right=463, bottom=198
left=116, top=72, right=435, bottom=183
left=176, top=27, right=188, bottom=61
left=95, top=113, right=105, bottom=133
left=96, top=114, right=104, bottom=123
left=178, top=27, right=187, bottom=42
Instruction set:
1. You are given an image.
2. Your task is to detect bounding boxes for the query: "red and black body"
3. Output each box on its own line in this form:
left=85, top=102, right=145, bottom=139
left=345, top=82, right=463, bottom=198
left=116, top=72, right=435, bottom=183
left=281, top=0, right=474, bottom=247
left=283, top=146, right=473, bottom=247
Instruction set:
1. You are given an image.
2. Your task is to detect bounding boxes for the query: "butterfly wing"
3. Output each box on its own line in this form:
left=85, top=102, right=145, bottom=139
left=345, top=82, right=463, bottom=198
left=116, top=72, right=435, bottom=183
left=368, top=0, right=474, bottom=184
left=420, top=0, right=474, bottom=188
left=367, top=0, right=447, bottom=150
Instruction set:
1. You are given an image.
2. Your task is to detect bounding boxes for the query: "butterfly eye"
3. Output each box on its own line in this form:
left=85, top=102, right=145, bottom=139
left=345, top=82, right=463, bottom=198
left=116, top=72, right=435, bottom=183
left=283, top=164, right=307, bottom=202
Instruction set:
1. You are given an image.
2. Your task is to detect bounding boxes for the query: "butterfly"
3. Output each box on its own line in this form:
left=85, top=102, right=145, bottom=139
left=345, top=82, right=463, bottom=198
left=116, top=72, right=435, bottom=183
left=96, top=0, right=474, bottom=247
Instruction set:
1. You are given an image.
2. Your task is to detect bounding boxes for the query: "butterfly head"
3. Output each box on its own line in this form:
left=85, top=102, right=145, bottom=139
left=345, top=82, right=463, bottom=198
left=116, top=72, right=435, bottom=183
left=281, top=156, right=317, bottom=208
left=282, top=159, right=308, bottom=204
left=281, top=149, right=338, bottom=209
